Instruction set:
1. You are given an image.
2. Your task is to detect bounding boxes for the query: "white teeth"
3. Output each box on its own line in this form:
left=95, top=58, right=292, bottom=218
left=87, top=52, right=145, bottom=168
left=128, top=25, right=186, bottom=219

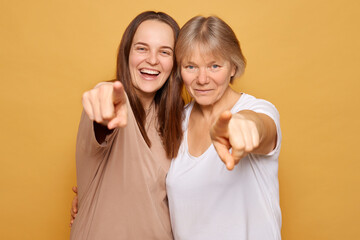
left=140, top=69, right=160, bottom=75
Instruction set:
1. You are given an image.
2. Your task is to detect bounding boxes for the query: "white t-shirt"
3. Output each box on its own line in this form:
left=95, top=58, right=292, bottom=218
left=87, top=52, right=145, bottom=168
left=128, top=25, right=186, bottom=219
left=166, top=93, right=282, bottom=240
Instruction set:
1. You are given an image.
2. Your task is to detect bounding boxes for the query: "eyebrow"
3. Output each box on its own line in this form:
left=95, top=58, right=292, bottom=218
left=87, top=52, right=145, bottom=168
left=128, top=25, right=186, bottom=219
left=183, top=60, right=219, bottom=65
left=183, top=61, right=198, bottom=66
left=133, top=42, right=174, bottom=52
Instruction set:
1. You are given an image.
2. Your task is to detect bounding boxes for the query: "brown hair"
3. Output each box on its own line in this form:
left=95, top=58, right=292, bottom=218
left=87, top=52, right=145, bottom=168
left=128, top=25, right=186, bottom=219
left=175, top=16, right=246, bottom=83
left=116, top=11, right=184, bottom=158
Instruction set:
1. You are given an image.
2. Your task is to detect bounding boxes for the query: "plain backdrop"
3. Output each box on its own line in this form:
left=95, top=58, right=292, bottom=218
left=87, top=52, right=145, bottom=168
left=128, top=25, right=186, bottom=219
left=1, top=0, right=359, bottom=239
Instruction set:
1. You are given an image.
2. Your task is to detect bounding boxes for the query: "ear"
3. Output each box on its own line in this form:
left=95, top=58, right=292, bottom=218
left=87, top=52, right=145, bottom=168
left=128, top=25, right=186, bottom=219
left=231, top=65, right=236, bottom=78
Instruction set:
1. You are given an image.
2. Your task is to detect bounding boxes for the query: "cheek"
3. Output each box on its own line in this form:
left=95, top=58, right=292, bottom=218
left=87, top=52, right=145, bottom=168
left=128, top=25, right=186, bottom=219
left=162, top=59, right=174, bottom=75
left=128, top=53, right=137, bottom=70
left=217, top=72, right=231, bottom=88
left=128, top=48, right=145, bottom=69
left=180, top=69, right=192, bottom=87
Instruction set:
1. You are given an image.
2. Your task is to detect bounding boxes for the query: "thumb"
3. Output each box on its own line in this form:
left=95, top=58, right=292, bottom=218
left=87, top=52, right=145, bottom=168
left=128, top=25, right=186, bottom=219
left=213, top=141, right=235, bottom=170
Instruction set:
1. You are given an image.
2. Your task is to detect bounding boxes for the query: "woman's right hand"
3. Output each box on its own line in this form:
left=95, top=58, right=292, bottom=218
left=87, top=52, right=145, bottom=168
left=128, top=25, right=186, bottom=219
left=82, top=81, right=128, bottom=129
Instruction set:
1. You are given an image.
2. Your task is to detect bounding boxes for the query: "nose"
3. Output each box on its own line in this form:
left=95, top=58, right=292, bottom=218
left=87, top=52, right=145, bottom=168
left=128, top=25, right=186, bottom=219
left=146, top=50, right=159, bottom=65
left=197, top=68, right=209, bottom=85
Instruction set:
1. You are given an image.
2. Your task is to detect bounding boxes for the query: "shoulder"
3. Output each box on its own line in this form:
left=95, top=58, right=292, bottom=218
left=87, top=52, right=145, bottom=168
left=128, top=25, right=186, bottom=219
left=233, top=93, right=279, bottom=118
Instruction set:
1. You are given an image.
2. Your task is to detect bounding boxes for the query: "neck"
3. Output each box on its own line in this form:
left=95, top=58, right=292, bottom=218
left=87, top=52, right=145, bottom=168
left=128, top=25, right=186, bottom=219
left=135, top=90, right=156, bottom=111
left=142, top=97, right=155, bottom=112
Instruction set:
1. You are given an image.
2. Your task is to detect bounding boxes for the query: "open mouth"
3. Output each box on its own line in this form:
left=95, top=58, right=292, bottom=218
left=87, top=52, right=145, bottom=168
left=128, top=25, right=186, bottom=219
left=140, top=69, right=160, bottom=77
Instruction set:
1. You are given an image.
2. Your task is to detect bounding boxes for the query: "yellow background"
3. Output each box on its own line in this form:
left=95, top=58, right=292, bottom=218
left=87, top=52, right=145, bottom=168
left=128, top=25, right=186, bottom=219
left=1, top=0, right=359, bottom=239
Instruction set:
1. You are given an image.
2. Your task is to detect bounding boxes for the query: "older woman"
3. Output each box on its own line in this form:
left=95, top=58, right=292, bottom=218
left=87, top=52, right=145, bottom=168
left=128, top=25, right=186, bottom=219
left=166, top=16, right=282, bottom=240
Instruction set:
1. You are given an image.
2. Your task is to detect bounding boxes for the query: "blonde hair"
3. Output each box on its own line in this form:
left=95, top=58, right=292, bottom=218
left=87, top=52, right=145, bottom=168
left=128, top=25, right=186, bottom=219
left=175, top=16, right=246, bottom=82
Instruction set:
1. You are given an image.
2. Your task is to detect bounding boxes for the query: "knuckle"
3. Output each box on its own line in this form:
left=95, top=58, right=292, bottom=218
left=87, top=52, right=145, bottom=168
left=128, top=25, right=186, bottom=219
left=249, top=120, right=256, bottom=128
left=103, top=112, right=114, bottom=121
left=232, top=141, right=245, bottom=150
left=82, top=92, right=89, bottom=101
left=245, top=146, right=253, bottom=152
left=94, top=116, right=103, bottom=124
left=232, top=149, right=244, bottom=159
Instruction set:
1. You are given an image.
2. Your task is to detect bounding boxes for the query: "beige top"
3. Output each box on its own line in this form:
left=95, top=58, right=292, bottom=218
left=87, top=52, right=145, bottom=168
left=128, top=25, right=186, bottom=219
left=70, top=100, right=173, bottom=240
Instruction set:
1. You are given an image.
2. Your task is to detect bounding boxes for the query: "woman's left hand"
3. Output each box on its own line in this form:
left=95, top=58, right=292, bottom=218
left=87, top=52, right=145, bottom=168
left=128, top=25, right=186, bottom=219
left=210, top=111, right=260, bottom=170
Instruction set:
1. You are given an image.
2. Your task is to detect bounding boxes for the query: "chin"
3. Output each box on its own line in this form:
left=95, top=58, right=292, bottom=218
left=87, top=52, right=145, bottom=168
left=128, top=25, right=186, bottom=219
left=193, top=98, right=214, bottom=106
left=139, top=86, right=161, bottom=95
left=193, top=94, right=222, bottom=106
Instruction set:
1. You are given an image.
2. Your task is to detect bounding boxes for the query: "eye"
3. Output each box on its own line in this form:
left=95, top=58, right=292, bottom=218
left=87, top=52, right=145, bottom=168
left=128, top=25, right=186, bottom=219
left=135, top=46, right=147, bottom=52
left=184, top=65, right=197, bottom=71
left=182, top=65, right=197, bottom=73
left=160, top=49, right=172, bottom=56
left=211, top=64, right=220, bottom=69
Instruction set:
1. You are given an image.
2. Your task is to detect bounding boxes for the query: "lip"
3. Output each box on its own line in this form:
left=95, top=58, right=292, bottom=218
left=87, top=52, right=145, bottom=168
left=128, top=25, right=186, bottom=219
left=139, top=68, right=161, bottom=80
left=194, top=89, right=212, bottom=95
left=140, top=68, right=160, bottom=74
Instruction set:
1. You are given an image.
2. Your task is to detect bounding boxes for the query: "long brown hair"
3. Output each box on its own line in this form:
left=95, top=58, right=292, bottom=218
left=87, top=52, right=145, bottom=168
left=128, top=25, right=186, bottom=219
left=116, top=11, right=184, bottom=159
left=175, top=16, right=246, bottom=83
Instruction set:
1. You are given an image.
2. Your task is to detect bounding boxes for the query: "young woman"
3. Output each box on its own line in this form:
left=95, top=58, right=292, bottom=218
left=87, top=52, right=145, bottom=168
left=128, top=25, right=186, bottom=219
left=166, top=16, right=282, bottom=240
left=70, top=11, right=183, bottom=239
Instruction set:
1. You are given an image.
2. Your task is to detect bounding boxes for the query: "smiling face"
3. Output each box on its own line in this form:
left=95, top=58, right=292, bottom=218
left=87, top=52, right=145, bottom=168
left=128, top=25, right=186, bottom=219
left=181, top=47, right=236, bottom=106
left=128, top=20, right=175, bottom=99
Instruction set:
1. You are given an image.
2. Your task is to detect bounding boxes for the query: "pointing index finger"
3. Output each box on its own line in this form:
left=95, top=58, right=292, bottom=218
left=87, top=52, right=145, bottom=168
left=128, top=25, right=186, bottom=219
left=212, top=111, right=232, bottom=135
left=112, top=81, right=126, bottom=105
